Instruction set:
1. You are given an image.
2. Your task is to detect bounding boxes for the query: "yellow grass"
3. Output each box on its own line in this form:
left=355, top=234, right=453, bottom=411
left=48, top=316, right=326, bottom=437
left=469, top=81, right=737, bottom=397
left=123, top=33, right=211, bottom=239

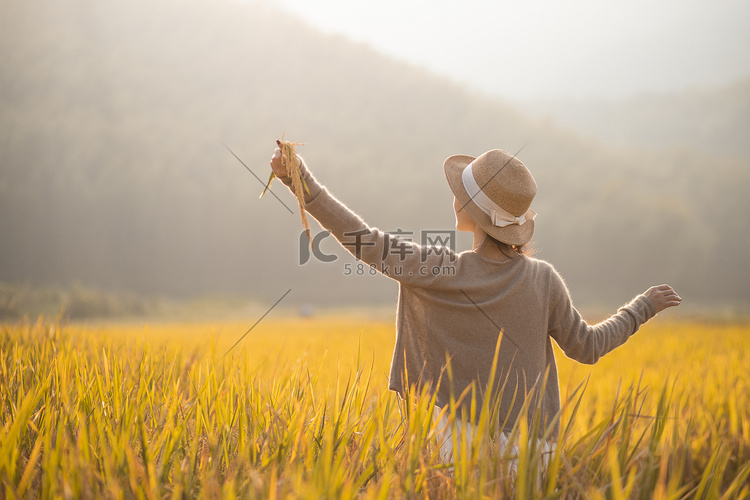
left=1, top=316, right=749, bottom=498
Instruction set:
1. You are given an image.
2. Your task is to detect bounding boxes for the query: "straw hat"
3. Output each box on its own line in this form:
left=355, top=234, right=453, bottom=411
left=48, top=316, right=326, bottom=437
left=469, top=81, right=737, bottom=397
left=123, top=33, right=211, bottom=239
left=444, top=149, right=537, bottom=246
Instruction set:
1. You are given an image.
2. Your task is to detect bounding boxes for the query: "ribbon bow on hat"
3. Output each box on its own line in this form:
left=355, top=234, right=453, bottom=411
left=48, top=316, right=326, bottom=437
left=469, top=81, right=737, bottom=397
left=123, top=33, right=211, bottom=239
left=461, top=162, right=537, bottom=228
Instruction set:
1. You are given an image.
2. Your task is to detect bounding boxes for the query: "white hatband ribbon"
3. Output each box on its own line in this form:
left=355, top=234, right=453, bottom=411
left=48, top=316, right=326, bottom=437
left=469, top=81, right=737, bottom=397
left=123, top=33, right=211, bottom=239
left=461, top=163, right=537, bottom=228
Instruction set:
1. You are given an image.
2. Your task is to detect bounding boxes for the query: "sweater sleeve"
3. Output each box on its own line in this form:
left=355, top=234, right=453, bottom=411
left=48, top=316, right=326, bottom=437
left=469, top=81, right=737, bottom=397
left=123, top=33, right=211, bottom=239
left=278, top=158, right=454, bottom=287
left=547, top=267, right=656, bottom=364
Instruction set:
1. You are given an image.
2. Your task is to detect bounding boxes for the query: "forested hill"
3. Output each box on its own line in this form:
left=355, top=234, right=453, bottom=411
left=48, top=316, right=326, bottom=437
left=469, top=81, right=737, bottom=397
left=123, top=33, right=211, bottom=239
left=1, top=0, right=748, bottom=310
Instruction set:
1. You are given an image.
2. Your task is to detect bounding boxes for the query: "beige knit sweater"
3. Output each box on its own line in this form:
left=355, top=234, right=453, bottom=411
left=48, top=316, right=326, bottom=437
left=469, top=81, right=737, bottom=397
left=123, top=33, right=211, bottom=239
left=280, top=161, right=656, bottom=436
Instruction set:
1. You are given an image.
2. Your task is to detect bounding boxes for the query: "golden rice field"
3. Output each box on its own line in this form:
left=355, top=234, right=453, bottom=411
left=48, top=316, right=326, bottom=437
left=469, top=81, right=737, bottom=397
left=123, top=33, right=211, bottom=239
left=1, top=315, right=749, bottom=499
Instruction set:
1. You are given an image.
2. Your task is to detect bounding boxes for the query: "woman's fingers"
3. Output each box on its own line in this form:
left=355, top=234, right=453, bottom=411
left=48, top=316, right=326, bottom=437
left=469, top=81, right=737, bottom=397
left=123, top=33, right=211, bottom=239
left=269, top=148, right=286, bottom=177
left=664, top=292, right=682, bottom=306
left=269, top=148, right=281, bottom=164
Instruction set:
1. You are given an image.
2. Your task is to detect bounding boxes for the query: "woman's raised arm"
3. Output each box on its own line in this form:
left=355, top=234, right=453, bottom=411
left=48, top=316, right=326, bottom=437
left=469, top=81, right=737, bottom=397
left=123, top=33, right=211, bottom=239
left=268, top=147, right=454, bottom=287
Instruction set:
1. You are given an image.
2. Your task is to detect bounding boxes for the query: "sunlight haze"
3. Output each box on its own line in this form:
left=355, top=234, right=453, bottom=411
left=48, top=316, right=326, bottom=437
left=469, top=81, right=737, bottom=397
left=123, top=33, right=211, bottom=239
left=2, top=0, right=748, bottom=314
left=269, top=0, right=750, bottom=100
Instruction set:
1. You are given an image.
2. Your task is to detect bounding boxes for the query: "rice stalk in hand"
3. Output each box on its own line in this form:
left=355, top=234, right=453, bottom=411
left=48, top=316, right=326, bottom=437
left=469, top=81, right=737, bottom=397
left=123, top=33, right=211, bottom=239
left=267, top=137, right=313, bottom=249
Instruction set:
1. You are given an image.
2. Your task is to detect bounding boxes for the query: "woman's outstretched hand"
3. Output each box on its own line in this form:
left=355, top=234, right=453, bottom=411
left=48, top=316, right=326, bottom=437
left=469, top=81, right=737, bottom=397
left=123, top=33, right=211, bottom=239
left=644, top=284, right=682, bottom=314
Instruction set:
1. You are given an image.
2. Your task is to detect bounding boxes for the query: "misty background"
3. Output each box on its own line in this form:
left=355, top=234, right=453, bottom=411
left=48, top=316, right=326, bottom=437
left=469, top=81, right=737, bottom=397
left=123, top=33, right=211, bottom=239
left=1, top=0, right=749, bottom=319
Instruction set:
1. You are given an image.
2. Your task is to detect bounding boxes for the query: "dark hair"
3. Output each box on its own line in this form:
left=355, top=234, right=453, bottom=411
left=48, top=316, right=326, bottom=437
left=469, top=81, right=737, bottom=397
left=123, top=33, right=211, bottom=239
left=486, top=235, right=535, bottom=258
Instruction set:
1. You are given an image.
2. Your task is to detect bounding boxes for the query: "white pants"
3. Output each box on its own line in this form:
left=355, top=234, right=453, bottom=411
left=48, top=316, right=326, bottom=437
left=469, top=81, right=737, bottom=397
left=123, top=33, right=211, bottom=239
left=432, top=406, right=554, bottom=478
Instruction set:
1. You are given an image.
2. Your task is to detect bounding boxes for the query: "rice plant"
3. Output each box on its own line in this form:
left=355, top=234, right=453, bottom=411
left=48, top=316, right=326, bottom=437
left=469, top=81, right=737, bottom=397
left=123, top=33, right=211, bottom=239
left=1, top=316, right=748, bottom=498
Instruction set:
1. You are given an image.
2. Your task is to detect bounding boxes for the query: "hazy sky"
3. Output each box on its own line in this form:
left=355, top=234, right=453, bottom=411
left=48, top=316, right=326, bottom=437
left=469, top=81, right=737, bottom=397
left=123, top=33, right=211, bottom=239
left=268, top=0, right=750, bottom=101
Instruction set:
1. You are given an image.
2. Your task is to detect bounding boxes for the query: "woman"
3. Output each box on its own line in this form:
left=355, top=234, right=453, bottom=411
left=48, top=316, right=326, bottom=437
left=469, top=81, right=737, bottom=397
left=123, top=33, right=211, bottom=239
left=269, top=146, right=681, bottom=460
